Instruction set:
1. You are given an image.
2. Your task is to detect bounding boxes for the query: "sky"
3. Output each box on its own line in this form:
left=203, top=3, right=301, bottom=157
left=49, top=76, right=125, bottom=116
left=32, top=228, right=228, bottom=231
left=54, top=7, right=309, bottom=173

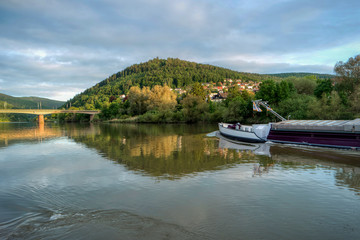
left=0, top=0, right=359, bottom=101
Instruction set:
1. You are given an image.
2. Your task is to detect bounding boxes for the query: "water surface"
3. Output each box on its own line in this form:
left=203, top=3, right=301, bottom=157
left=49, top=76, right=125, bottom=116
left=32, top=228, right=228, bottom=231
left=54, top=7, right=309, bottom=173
left=1, top=123, right=360, bottom=239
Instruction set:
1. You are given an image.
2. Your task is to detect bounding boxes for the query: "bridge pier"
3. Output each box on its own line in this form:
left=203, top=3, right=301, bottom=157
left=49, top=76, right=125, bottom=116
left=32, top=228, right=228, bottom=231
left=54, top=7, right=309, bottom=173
left=38, top=114, right=44, bottom=125
left=90, top=114, right=95, bottom=122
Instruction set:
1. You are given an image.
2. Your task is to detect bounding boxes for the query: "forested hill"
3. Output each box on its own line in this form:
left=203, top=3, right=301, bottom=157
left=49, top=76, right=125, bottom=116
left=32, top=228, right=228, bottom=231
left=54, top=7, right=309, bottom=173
left=267, top=72, right=334, bottom=79
left=0, top=93, right=65, bottom=109
left=67, top=58, right=276, bottom=108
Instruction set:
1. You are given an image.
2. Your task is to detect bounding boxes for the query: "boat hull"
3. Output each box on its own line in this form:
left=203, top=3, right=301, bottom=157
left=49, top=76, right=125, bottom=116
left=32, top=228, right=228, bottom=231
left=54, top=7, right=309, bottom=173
left=218, top=123, right=266, bottom=143
left=268, top=130, right=360, bottom=149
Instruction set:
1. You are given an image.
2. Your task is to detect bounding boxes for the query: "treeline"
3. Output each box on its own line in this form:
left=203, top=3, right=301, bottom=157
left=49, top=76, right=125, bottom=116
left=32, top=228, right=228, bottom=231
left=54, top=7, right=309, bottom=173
left=0, top=93, right=64, bottom=109
left=96, top=54, right=360, bottom=123
left=273, top=54, right=360, bottom=120
left=98, top=81, right=292, bottom=123
left=267, top=72, right=334, bottom=79
left=66, top=58, right=277, bottom=110
left=0, top=100, right=30, bottom=122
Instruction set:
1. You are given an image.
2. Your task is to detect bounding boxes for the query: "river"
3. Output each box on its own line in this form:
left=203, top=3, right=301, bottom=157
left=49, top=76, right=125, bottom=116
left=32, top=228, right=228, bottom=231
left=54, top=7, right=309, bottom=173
left=1, top=122, right=360, bottom=239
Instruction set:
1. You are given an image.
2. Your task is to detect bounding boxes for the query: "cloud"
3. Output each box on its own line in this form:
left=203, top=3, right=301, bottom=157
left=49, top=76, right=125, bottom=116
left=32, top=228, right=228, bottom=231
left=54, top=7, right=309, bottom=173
left=207, top=58, right=333, bottom=74
left=0, top=0, right=359, bottom=100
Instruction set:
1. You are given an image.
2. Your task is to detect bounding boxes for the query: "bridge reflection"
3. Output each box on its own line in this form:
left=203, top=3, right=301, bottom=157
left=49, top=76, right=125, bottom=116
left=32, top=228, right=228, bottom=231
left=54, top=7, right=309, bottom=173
left=0, top=123, right=63, bottom=146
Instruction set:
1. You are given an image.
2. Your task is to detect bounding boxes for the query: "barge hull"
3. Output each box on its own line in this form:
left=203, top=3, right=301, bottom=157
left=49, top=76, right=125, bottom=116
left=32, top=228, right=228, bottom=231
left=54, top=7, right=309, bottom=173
left=268, top=130, right=360, bottom=149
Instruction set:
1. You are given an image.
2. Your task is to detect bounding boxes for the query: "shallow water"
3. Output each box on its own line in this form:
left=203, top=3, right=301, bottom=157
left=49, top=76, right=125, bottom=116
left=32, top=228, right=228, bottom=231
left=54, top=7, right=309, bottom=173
left=1, top=123, right=360, bottom=239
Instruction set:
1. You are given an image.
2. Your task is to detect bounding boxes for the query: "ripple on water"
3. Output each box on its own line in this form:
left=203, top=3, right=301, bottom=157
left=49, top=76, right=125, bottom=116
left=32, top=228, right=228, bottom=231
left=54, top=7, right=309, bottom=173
left=0, top=209, right=211, bottom=240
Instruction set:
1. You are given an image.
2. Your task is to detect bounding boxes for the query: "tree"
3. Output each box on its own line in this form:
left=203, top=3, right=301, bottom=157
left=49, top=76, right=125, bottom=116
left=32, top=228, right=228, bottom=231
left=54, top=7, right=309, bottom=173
left=349, top=85, right=360, bottom=114
left=190, top=82, right=207, bottom=100
left=223, top=97, right=249, bottom=122
left=277, top=80, right=294, bottom=102
left=255, top=80, right=277, bottom=103
left=148, top=85, right=177, bottom=111
left=109, top=96, right=117, bottom=102
left=181, top=95, right=207, bottom=122
left=334, top=54, right=360, bottom=95
left=277, top=94, right=315, bottom=120
left=227, top=85, right=242, bottom=101
left=240, top=90, right=252, bottom=102
left=314, top=79, right=333, bottom=99
left=309, top=91, right=344, bottom=119
left=0, top=101, right=13, bottom=109
left=127, top=86, right=150, bottom=115
left=287, top=76, right=317, bottom=95
left=256, top=80, right=294, bottom=104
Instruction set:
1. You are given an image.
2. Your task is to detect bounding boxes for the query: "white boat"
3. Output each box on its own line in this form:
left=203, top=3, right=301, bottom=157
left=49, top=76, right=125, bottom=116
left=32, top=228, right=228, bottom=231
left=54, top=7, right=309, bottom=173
left=218, top=123, right=270, bottom=143
left=217, top=100, right=281, bottom=144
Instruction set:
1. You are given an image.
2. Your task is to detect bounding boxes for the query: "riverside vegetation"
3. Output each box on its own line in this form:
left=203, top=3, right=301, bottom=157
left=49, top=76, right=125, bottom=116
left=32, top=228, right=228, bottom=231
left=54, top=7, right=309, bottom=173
left=2, top=55, right=359, bottom=123
left=87, top=55, right=360, bottom=123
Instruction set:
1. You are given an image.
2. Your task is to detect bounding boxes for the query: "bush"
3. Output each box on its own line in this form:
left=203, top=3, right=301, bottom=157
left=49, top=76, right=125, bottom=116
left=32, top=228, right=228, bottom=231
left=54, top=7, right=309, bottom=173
left=277, top=94, right=316, bottom=120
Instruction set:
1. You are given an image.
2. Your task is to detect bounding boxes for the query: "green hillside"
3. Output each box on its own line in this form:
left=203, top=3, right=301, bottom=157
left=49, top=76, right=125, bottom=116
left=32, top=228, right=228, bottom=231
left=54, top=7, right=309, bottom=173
left=67, top=58, right=276, bottom=108
left=0, top=93, right=64, bottom=109
left=267, top=72, right=334, bottom=79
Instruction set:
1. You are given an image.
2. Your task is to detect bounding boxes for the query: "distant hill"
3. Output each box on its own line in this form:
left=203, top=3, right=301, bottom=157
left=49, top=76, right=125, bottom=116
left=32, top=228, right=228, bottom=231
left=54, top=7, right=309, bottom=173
left=66, top=58, right=335, bottom=109
left=67, top=58, right=276, bottom=108
left=266, top=72, right=334, bottom=79
left=0, top=93, right=65, bottom=109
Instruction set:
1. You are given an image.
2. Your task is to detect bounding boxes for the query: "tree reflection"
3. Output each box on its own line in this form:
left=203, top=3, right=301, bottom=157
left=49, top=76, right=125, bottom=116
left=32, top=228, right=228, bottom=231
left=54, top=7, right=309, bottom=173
left=2, top=122, right=360, bottom=192
left=335, top=168, right=360, bottom=195
left=68, top=124, right=268, bottom=179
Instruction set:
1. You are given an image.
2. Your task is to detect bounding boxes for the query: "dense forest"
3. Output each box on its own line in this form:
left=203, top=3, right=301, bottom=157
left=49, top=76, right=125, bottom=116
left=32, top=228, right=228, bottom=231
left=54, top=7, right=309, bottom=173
left=60, top=55, right=359, bottom=123
left=66, top=58, right=279, bottom=109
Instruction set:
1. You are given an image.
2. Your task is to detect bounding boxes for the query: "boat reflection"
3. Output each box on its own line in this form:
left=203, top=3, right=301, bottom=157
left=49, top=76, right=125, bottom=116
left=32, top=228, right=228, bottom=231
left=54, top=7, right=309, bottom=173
left=217, top=131, right=271, bottom=157
left=216, top=132, right=274, bottom=177
left=218, top=131, right=360, bottom=194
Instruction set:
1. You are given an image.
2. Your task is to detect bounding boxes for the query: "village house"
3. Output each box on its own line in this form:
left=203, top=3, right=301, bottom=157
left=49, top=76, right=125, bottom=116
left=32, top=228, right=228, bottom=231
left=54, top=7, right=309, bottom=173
left=173, top=88, right=187, bottom=95
left=167, top=79, right=261, bottom=100
left=224, top=79, right=233, bottom=84
left=211, top=92, right=228, bottom=102
left=216, top=86, right=224, bottom=92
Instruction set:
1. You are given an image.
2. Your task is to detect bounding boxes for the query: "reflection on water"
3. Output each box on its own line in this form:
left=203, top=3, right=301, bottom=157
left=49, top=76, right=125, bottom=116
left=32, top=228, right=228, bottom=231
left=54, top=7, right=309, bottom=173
left=1, top=123, right=360, bottom=239
left=2, top=123, right=360, bottom=189
left=216, top=131, right=360, bottom=194
left=67, top=124, right=269, bottom=179
left=269, top=144, right=360, bottom=195
left=67, top=124, right=360, bottom=194
left=0, top=122, right=63, bottom=147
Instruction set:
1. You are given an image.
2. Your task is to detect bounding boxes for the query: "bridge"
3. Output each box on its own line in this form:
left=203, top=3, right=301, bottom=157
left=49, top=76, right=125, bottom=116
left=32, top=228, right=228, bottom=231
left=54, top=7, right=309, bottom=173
left=0, top=109, right=101, bottom=123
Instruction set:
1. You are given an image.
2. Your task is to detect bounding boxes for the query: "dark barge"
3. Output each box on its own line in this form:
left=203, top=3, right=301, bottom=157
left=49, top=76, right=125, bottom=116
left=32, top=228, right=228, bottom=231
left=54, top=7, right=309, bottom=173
left=268, top=119, right=360, bottom=149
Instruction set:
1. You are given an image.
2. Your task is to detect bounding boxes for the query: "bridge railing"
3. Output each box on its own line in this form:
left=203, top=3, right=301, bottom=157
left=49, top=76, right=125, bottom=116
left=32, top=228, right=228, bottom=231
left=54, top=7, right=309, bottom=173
left=0, top=109, right=101, bottom=115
